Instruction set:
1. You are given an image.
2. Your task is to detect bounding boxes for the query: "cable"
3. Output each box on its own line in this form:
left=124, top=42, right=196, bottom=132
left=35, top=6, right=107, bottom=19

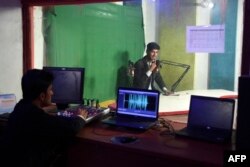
left=152, top=118, right=176, bottom=136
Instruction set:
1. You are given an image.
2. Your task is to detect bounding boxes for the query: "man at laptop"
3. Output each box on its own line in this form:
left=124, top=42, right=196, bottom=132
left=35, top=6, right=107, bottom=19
left=0, top=69, right=88, bottom=167
left=133, top=42, right=172, bottom=95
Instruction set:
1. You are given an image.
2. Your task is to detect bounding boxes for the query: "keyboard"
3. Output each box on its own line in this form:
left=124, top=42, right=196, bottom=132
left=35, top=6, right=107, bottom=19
left=102, top=116, right=157, bottom=130
left=57, top=105, right=110, bottom=123
left=176, top=127, right=231, bottom=143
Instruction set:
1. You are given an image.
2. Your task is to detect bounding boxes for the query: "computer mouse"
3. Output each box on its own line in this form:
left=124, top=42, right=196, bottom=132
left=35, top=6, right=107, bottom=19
left=111, top=136, right=138, bottom=144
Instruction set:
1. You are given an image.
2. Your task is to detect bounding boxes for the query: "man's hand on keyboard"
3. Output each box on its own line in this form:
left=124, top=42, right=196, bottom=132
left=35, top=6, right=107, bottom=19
left=76, top=108, right=88, bottom=120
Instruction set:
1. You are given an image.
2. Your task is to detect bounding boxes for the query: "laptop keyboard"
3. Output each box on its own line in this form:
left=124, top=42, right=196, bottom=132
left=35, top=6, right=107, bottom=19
left=118, top=121, right=154, bottom=127
left=183, top=128, right=231, bottom=142
left=105, top=116, right=155, bottom=128
left=187, top=129, right=217, bottom=137
left=114, top=117, right=150, bottom=123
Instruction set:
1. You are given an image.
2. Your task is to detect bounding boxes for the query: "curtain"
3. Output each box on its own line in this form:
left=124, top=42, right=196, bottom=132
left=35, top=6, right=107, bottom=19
left=43, top=3, right=145, bottom=101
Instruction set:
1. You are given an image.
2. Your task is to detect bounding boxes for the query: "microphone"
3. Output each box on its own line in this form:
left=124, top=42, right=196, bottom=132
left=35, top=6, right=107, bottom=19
left=128, top=60, right=135, bottom=77
left=128, top=60, right=134, bottom=66
left=151, top=60, right=161, bottom=73
left=156, top=60, right=162, bottom=68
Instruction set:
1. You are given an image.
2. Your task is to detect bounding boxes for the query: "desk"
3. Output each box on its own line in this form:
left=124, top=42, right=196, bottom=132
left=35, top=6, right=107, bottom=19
left=68, top=115, right=234, bottom=167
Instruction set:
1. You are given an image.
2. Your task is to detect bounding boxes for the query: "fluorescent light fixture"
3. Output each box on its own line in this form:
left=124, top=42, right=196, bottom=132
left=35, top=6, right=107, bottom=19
left=199, top=0, right=214, bottom=9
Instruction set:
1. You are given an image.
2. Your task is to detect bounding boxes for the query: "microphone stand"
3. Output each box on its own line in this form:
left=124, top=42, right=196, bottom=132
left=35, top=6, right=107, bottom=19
left=127, top=60, right=135, bottom=87
left=160, top=60, right=191, bottom=92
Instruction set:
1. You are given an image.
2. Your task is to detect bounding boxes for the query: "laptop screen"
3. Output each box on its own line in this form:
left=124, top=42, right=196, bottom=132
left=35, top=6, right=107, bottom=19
left=116, top=88, right=159, bottom=119
left=188, top=95, right=235, bottom=130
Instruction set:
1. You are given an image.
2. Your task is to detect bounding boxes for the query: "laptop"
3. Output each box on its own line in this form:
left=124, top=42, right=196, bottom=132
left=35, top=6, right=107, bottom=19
left=175, top=95, right=235, bottom=143
left=102, top=87, right=160, bottom=130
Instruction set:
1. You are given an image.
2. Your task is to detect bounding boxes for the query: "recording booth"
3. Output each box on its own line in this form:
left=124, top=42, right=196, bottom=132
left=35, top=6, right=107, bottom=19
left=0, top=67, right=238, bottom=167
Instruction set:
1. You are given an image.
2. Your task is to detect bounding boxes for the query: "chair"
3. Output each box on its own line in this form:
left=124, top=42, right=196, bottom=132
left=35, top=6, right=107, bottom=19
left=127, top=60, right=135, bottom=87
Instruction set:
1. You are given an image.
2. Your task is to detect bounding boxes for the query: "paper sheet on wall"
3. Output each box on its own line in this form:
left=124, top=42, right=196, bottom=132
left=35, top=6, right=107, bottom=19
left=186, top=25, right=225, bottom=53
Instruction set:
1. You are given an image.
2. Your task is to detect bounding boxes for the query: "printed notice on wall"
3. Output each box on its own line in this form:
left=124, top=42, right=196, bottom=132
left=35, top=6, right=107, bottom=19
left=186, top=25, right=225, bottom=53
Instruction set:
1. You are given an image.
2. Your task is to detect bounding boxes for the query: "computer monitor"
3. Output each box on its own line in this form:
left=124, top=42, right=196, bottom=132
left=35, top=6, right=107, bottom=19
left=43, top=67, right=85, bottom=109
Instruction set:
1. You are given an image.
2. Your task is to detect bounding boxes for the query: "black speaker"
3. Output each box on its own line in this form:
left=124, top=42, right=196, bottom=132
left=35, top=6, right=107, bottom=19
left=236, top=76, right=250, bottom=150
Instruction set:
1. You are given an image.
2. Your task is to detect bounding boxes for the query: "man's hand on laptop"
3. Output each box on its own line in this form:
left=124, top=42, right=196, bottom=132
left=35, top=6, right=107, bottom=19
left=163, top=90, right=174, bottom=96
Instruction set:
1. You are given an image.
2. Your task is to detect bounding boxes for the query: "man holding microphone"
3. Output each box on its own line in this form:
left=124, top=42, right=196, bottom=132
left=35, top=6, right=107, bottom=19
left=133, top=42, right=172, bottom=95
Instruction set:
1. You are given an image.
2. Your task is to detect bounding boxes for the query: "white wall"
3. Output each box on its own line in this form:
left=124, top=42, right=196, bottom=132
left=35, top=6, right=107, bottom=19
left=34, top=7, right=44, bottom=69
left=142, top=0, right=157, bottom=56
left=0, top=1, right=23, bottom=101
left=194, top=0, right=211, bottom=90
left=142, top=0, right=157, bottom=44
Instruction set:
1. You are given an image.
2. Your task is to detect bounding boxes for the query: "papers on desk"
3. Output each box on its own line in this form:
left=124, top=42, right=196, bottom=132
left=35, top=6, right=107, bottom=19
left=159, top=89, right=238, bottom=116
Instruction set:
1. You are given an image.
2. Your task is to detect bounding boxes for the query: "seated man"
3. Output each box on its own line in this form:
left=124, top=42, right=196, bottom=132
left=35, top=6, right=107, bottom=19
left=133, top=42, right=172, bottom=95
left=0, top=69, right=88, bottom=167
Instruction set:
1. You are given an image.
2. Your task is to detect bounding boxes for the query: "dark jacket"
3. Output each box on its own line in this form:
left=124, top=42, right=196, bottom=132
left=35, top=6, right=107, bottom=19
left=0, top=99, right=85, bottom=167
left=133, top=56, right=166, bottom=91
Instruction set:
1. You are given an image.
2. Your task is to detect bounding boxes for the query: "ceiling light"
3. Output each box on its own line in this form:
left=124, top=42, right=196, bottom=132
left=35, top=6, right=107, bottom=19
left=199, top=0, right=214, bottom=9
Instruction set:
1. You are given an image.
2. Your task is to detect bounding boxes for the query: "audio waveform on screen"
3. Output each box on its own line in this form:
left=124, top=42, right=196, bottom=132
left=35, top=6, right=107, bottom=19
left=128, top=94, right=148, bottom=110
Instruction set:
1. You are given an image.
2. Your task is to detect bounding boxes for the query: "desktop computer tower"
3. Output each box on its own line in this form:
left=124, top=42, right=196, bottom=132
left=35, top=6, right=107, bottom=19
left=236, top=76, right=250, bottom=150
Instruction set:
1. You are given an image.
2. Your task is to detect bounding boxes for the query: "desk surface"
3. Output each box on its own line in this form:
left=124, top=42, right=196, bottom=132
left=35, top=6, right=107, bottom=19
left=69, top=115, right=234, bottom=167
left=159, top=89, right=238, bottom=115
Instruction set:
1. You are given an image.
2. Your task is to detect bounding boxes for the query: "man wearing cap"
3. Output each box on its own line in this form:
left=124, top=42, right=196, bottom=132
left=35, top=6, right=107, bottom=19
left=133, top=42, right=171, bottom=95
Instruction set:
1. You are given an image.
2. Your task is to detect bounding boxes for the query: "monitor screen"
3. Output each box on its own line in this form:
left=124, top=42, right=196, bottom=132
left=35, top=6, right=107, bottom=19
left=43, top=67, right=84, bottom=108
